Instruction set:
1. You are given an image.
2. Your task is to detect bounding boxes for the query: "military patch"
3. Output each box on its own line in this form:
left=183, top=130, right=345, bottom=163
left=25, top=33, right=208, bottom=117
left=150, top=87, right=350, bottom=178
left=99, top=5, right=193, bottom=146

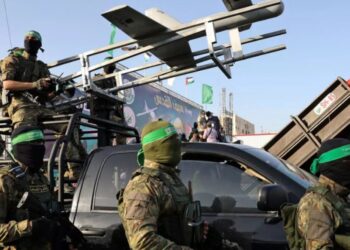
left=29, top=184, right=49, bottom=193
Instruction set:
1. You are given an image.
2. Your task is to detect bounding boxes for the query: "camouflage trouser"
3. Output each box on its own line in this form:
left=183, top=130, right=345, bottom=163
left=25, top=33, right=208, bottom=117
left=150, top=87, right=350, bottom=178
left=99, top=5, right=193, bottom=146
left=110, top=113, right=127, bottom=145
left=8, top=105, right=87, bottom=180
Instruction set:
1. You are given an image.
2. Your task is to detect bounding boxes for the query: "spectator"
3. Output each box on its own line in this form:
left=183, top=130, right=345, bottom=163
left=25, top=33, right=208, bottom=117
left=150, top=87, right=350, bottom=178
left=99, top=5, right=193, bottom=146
left=189, top=132, right=200, bottom=142
left=197, top=110, right=207, bottom=138
left=188, top=122, right=199, bottom=142
left=180, top=133, right=187, bottom=142
left=206, top=111, right=222, bottom=132
left=203, top=121, right=219, bottom=142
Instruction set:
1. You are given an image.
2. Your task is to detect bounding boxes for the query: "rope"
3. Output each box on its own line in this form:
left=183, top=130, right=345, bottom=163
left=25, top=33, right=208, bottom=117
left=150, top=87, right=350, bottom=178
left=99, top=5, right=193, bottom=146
left=2, top=0, right=12, bottom=48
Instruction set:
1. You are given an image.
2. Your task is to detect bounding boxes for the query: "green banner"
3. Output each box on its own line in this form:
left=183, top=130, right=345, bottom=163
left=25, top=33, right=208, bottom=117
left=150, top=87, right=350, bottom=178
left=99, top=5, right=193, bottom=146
left=107, top=24, right=117, bottom=56
left=202, top=84, right=213, bottom=104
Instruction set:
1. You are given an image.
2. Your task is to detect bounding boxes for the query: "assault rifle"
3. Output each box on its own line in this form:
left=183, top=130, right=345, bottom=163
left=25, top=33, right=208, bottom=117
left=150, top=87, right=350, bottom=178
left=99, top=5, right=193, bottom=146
left=0, top=75, right=76, bottom=108
left=17, top=191, right=87, bottom=250
left=48, top=75, right=76, bottom=97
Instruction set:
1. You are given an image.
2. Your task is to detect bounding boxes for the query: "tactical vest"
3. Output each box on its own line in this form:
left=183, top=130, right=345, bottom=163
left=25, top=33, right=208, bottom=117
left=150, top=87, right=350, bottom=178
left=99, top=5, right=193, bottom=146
left=25, top=170, right=52, bottom=213
left=0, top=165, right=29, bottom=222
left=118, top=166, right=198, bottom=247
left=0, top=166, right=52, bottom=250
left=2, top=48, right=49, bottom=107
left=0, top=165, right=52, bottom=219
left=281, top=185, right=350, bottom=250
left=140, top=167, right=194, bottom=246
left=7, top=48, right=43, bottom=82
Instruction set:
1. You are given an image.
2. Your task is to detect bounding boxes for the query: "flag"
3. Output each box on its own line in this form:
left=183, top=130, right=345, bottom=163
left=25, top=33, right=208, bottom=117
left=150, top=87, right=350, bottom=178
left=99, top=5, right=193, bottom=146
left=202, top=84, right=213, bottom=104
left=185, top=76, right=194, bottom=85
left=107, top=24, right=117, bottom=56
left=144, top=52, right=152, bottom=62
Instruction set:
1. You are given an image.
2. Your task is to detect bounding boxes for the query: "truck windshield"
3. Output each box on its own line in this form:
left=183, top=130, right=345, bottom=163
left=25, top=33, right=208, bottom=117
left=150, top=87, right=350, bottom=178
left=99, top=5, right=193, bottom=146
left=246, top=148, right=317, bottom=188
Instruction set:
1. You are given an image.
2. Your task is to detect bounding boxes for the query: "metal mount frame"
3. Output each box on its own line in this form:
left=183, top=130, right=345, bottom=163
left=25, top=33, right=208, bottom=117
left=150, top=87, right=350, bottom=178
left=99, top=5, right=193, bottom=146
left=206, top=21, right=232, bottom=78
left=46, top=0, right=286, bottom=106
left=0, top=113, right=140, bottom=209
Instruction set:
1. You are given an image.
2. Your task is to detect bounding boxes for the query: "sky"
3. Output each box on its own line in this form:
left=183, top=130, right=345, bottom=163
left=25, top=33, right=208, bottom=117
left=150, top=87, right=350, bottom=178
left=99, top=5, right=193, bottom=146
left=0, top=0, right=349, bottom=133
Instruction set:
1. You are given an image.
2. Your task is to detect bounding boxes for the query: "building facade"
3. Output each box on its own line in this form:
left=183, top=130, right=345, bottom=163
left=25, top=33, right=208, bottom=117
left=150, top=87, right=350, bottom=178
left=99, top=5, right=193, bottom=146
left=233, top=114, right=255, bottom=135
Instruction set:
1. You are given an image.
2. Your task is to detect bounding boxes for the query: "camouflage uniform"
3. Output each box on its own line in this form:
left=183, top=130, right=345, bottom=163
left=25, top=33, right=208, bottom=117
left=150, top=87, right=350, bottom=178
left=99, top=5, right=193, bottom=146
left=297, top=175, right=346, bottom=250
left=0, top=165, right=52, bottom=250
left=90, top=74, right=126, bottom=145
left=1, top=50, right=87, bottom=179
left=118, top=159, right=192, bottom=250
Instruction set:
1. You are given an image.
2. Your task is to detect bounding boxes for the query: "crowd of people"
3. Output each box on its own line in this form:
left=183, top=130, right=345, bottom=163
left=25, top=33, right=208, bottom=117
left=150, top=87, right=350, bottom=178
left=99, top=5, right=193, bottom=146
left=185, top=110, right=226, bottom=143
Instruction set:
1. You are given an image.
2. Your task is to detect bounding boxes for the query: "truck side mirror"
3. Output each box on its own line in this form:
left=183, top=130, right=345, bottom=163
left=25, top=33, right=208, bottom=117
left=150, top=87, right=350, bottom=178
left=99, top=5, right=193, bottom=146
left=257, top=184, right=288, bottom=211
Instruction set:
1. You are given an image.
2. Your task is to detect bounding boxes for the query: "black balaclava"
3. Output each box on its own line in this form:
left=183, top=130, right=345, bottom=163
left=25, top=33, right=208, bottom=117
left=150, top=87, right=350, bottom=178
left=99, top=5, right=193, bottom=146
left=103, top=64, right=116, bottom=74
left=103, top=56, right=116, bottom=74
left=11, top=126, right=46, bottom=173
left=24, top=30, right=42, bottom=56
left=24, top=39, right=42, bottom=56
left=317, top=138, right=350, bottom=189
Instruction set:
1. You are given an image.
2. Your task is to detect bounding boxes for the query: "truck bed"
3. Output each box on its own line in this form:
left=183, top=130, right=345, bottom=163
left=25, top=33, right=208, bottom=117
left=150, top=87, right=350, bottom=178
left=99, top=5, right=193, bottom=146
left=264, top=77, right=350, bottom=170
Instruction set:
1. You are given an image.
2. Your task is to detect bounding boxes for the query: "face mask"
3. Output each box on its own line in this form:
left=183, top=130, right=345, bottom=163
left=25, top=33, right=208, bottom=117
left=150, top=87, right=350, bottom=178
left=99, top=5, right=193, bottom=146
left=12, top=143, right=45, bottom=172
left=138, top=124, right=181, bottom=167
left=24, top=39, right=42, bottom=56
left=103, top=65, right=116, bottom=74
left=319, top=159, right=350, bottom=190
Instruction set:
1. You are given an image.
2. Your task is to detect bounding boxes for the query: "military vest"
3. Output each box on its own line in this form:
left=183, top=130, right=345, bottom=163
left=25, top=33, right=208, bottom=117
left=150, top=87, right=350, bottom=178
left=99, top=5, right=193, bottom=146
left=281, top=185, right=350, bottom=250
left=2, top=48, right=49, bottom=107
left=0, top=166, right=52, bottom=250
left=0, top=165, right=29, bottom=222
left=122, top=166, right=193, bottom=247
left=141, top=167, right=193, bottom=245
left=0, top=165, right=52, bottom=219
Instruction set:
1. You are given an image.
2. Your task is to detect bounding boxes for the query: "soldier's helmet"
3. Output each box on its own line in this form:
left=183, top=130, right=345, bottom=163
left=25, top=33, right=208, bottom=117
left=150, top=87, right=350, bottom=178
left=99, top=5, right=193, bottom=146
left=137, top=120, right=181, bottom=167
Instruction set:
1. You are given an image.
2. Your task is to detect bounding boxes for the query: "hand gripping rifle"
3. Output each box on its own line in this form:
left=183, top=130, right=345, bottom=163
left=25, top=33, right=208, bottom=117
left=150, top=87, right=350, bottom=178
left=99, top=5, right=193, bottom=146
left=48, top=75, right=76, bottom=98
left=17, top=191, right=87, bottom=250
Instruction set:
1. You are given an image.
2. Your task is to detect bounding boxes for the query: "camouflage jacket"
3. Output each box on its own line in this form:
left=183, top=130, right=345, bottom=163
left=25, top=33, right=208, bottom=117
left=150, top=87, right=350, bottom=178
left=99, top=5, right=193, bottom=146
left=1, top=49, right=50, bottom=110
left=0, top=165, right=52, bottom=250
left=297, top=175, right=349, bottom=250
left=118, top=159, right=192, bottom=250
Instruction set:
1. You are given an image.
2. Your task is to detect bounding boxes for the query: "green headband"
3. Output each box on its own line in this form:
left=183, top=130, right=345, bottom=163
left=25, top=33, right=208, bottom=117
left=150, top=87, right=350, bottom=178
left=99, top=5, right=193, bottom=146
left=11, top=130, right=44, bottom=146
left=25, top=30, right=42, bottom=42
left=142, top=125, right=177, bottom=145
left=310, top=144, right=350, bottom=175
left=137, top=125, right=178, bottom=166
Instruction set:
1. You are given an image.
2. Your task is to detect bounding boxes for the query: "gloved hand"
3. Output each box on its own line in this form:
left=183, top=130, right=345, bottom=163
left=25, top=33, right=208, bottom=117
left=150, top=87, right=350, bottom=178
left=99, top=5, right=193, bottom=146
left=31, top=216, right=58, bottom=241
left=32, top=77, right=51, bottom=90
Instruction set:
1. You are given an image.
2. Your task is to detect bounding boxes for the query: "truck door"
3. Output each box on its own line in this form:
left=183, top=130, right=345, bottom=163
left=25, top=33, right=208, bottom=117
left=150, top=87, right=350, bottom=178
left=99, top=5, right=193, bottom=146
left=71, top=147, right=138, bottom=250
left=178, top=159, right=287, bottom=250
